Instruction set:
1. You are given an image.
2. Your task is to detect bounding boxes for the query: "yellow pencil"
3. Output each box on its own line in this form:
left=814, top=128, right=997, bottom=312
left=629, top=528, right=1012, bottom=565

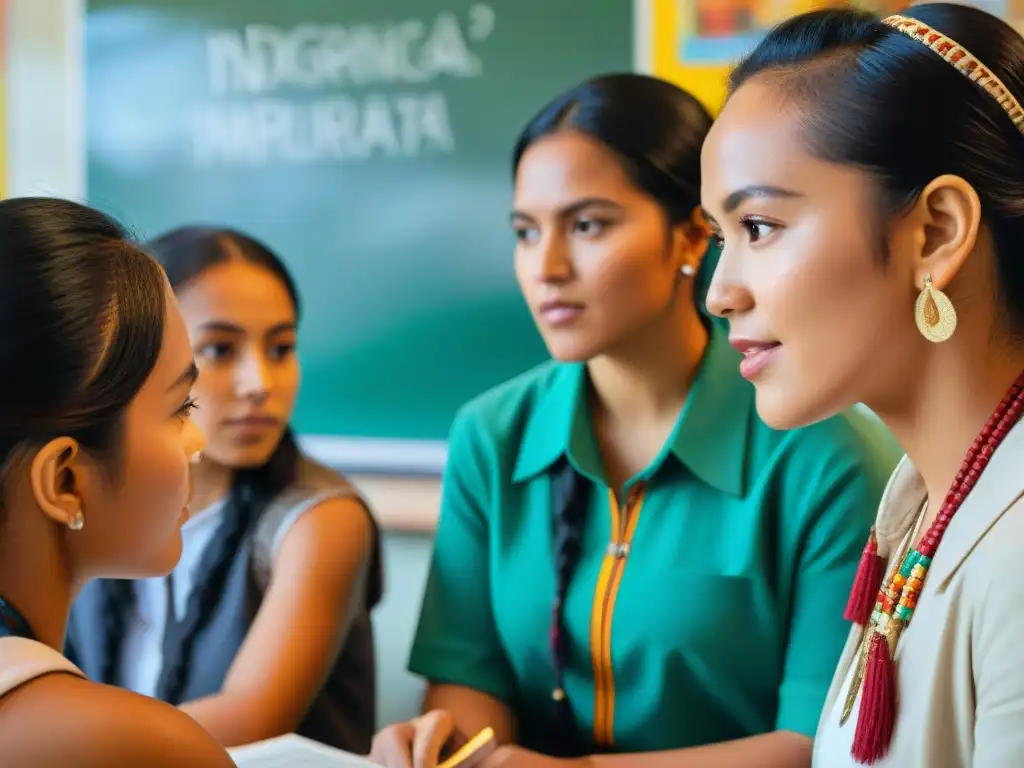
left=437, top=727, right=496, bottom=768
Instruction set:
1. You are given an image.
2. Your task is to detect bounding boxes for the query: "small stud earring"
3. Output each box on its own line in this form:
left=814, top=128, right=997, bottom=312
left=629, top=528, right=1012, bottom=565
left=680, top=263, right=696, bottom=277
left=67, top=510, right=84, bottom=531
left=190, top=451, right=203, bottom=465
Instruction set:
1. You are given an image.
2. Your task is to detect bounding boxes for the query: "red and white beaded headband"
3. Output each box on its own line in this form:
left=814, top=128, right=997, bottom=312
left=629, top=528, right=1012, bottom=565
left=883, top=14, right=1024, bottom=135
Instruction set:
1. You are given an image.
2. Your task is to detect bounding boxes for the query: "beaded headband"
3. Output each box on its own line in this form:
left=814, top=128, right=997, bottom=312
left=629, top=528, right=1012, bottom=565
left=882, top=14, right=1024, bottom=135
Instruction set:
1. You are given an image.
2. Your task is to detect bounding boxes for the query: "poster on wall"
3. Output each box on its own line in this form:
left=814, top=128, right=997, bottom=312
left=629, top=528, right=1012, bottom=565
left=647, top=0, right=1020, bottom=112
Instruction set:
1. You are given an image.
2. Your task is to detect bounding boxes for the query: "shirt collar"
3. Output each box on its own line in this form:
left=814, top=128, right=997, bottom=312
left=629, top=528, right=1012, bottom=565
left=512, top=324, right=753, bottom=495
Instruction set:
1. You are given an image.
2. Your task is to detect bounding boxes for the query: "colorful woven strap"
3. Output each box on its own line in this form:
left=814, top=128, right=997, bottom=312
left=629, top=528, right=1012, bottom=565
left=882, top=14, right=1024, bottom=135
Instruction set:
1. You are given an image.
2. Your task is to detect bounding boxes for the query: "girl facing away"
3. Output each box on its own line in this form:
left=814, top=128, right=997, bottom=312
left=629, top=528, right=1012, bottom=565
left=702, top=4, right=1024, bottom=766
left=370, top=74, right=902, bottom=768
left=0, top=198, right=231, bottom=766
left=67, top=226, right=383, bottom=752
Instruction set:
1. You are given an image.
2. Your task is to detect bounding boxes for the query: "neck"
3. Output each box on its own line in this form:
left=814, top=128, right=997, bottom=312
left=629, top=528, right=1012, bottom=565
left=869, top=337, right=1024, bottom=522
left=189, top=458, right=234, bottom=514
left=0, top=508, right=78, bottom=650
left=587, top=296, right=709, bottom=424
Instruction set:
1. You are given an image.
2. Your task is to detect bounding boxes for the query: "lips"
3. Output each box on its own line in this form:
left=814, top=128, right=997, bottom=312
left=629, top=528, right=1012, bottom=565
left=730, top=337, right=782, bottom=381
left=224, top=415, right=279, bottom=428
left=537, top=300, right=584, bottom=328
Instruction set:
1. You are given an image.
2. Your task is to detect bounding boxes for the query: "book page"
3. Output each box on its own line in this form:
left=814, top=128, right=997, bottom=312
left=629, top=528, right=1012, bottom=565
left=228, top=734, right=377, bottom=767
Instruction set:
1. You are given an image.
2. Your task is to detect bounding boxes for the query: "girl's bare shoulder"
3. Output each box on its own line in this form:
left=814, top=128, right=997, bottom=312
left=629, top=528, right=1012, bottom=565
left=0, top=673, right=233, bottom=767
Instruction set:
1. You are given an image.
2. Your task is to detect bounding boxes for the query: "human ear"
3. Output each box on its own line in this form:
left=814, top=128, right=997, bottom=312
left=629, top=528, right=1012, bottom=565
left=29, top=437, right=86, bottom=530
left=907, top=174, right=981, bottom=292
left=672, top=207, right=712, bottom=275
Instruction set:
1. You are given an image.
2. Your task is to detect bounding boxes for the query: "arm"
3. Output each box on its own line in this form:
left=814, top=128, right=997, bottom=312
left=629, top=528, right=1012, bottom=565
left=405, top=409, right=517, bottom=746
left=180, top=496, right=374, bottom=745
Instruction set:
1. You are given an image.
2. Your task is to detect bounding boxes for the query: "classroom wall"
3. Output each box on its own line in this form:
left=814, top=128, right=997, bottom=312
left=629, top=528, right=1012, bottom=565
left=5, top=1, right=440, bottom=724
left=3, top=0, right=654, bottom=725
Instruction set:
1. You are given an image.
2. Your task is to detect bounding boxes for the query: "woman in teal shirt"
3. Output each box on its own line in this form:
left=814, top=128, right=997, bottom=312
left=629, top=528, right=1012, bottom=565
left=370, top=74, right=902, bottom=768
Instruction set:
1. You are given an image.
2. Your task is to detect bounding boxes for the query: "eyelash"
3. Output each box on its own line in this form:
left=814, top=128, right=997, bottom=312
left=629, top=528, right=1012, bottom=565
left=512, top=217, right=610, bottom=244
left=176, top=398, right=198, bottom=421
left=712, top=216, right=780, bottom=247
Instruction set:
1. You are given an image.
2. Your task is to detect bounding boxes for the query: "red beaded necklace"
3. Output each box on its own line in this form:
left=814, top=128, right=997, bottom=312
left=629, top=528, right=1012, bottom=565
left=840, top=370, right=1024, bottom=764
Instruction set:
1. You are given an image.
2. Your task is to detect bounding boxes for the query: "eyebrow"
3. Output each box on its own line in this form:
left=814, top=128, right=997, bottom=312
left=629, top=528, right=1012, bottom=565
left=169, top=360, right=199, bottom=391
left=195, top=321, right=296, bottom=335
left=510, top=196, right=623, bottom=222
left=720, top=185, right=802, bottom=214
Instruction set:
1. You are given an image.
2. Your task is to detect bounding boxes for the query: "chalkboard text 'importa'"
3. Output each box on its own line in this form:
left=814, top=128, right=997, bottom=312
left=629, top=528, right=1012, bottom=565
left=187, top=6, right=494, bottom=166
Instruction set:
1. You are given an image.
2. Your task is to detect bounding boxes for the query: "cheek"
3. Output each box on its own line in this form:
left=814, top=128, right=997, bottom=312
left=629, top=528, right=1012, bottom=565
left=757, top=225, right=881, bottom=334
left=117, top=426, right=190, bottom=517
left=584, top=237, right=673, bottom=309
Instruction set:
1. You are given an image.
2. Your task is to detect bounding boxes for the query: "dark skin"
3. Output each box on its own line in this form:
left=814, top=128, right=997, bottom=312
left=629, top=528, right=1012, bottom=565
left=0, top=280, right=231, bottom=767
left=370, top=132, right=811, bottom=768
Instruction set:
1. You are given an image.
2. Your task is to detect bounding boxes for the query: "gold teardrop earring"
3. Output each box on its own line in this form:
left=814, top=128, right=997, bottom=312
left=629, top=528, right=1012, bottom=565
left=914, top=273, right=957, bottom=343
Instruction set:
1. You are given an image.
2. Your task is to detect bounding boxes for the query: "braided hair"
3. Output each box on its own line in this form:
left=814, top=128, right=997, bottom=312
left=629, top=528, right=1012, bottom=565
left=157, top=429, right=299, bottom=703
left=547, top=461, right=590, bottom=756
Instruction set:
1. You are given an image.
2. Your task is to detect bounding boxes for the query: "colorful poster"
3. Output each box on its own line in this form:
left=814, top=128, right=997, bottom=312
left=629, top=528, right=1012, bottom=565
left=650, top=0, right=906, bottom=112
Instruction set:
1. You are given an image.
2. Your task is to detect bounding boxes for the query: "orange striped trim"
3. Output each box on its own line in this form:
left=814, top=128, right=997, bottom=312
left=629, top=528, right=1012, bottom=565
left=589, top=487, right=643, bottom=747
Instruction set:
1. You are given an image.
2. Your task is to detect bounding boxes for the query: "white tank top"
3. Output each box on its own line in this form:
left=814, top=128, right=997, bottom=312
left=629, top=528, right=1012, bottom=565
left=0, top=636, right=84, bottom=697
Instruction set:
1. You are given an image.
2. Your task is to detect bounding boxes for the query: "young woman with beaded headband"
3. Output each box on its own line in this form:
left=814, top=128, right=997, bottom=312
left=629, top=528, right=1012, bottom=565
left=369, top=73, right=901, bottom=768
left=701, top=3, right=1024, bottom=766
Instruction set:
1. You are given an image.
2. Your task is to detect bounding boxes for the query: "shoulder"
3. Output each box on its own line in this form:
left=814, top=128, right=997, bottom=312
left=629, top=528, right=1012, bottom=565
left=257, top=454, right=380, bottom=600
left=0, top=674, right=231, bottom=766
left=759, top=406, right=902, bottom=488
left=448, top=359, right=565, bottom=461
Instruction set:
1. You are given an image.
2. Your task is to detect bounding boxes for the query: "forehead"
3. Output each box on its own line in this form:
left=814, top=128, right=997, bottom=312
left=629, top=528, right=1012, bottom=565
left=701, top=78, right=867, bottom=212
left=514, top=131, right=637, bottom=205
left=177, top=261, right=295, bottom=325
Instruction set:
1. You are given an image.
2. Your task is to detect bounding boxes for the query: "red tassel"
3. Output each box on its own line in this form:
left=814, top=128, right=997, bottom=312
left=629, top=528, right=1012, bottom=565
left=852, top=631, right=896, bottom=764
left=844, top=529, right=884, bottom=625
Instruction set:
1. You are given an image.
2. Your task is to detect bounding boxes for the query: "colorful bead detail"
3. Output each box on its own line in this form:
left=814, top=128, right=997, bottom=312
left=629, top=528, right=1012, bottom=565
left=882, top=15, right=1024, bottom=135
left=842, top=368, right=1024, bottom=764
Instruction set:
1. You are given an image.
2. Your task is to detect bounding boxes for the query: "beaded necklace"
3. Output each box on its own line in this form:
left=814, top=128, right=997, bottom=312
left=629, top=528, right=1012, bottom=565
left=840, top=370, right=1024, bottom=764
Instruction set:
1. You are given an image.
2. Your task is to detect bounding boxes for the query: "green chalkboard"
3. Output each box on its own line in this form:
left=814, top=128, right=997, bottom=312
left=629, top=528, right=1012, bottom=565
left=85, top=0, right=634, bottom=467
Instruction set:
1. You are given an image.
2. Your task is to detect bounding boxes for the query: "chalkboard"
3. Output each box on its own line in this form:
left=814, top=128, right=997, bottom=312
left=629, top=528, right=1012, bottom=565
left=85, top=0, right=634, bottom=472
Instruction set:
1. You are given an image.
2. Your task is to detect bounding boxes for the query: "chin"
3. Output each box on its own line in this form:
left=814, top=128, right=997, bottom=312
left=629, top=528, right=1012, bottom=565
left=229, top=444, right=279, bottom=468
left=114, top=528, right=184, bottom=580
left=753, top=384, right=841, bottom=432
left=544, top=337, right=602, bottom=364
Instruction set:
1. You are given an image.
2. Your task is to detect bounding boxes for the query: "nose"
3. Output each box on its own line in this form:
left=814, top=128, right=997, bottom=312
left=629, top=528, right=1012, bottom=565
left=234, top=349, right=271, bottom=401
left=705, top=269, right=754, bottom=319
left=534, top=234, right=573, bottom=283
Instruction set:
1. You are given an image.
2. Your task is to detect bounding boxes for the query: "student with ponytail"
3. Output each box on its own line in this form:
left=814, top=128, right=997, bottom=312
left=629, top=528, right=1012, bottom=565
left=702, top=4, right=1024, bottom=765
left=369, top=74, right=900, bottom=768
left=66, top=227, right=383, bottom=752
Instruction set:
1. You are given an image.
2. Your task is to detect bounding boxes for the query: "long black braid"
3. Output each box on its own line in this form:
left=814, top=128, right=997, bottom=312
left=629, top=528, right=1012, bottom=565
left=96, top=429, right=300, bottom=700
left=546, top=461, right=590, bottom=757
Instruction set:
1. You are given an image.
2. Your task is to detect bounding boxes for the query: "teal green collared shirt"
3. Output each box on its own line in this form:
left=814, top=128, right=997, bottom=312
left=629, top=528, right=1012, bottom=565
left=409, top=326, right=901, bottom=754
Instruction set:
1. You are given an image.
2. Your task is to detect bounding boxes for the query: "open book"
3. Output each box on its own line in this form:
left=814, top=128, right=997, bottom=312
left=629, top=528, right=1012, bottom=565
left=228, top=728, right=496, bottom=767
left=228, top=734, right=376, bottom=767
